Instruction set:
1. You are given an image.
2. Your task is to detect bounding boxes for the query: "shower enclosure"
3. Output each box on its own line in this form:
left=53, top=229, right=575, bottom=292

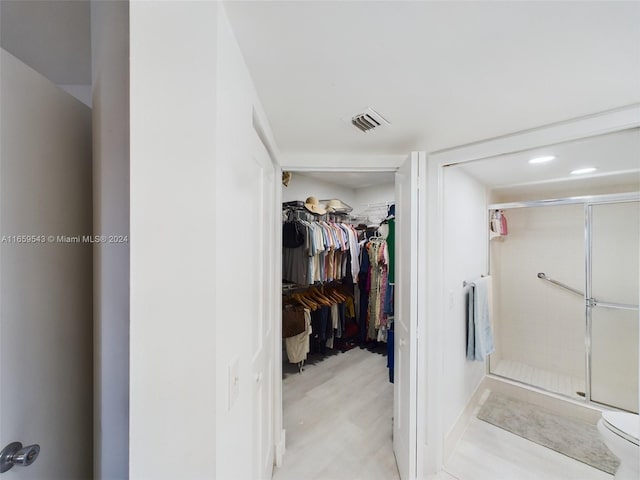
left=488, top=193, right=639, bottom=413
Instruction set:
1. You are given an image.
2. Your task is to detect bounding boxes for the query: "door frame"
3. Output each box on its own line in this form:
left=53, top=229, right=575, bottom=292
left=425, top=104, right=640, bottom=471
left=273, top=159, right=422, bottom=477
left=271, top=103, right=640, bottom=478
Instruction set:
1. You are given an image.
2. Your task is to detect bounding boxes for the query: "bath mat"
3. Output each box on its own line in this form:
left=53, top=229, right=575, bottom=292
left=477, top=392, right=619, bottom=475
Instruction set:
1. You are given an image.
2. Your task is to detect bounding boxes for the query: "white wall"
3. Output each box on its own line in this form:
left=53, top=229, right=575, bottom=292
left=130, top=3, right=282, bottom=478
left=90, top=1, right=129, bottom=479
left=355, top=182, right=395, bottom=207
left=282, top=172, right=356, bottom=207
left=215, top=6, right=279, bottom=479
left=354, top=182, right=395, bottom=220
left=60, top=84, right=92, bottom=107
left=129, top=2, right=218, bottom=478
left=441, top=167, right=488, bottom=438
left=282, top=153, right=404, bottom=170
left=1, top=48, right=93, bottom=480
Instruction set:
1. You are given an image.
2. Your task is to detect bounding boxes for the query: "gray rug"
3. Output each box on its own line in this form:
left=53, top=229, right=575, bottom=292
left=477, top=392, right=620, bottom=475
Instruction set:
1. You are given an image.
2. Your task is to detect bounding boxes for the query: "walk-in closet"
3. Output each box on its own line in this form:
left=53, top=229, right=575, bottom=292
left=277, top=170, right=400, bottom=480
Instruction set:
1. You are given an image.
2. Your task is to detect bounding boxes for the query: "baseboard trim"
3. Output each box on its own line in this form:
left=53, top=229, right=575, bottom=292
left=275, top=429, right=286, bottom=467
left=443, top=381, right=489, bottom=463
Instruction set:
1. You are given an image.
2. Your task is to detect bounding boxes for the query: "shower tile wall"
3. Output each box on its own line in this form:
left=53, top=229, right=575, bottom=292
left=490, top=205, right=586, bottom=391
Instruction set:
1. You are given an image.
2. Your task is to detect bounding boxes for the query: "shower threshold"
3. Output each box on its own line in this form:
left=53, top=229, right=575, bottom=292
left=491, top=359, right=585, bottom=401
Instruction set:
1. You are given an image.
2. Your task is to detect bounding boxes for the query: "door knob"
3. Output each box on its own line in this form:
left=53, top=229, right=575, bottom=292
left=0, top=442, right=40, bottom=473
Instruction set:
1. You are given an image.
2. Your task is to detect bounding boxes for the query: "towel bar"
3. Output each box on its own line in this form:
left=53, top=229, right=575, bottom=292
left=463, top=274, right=486, bottom=288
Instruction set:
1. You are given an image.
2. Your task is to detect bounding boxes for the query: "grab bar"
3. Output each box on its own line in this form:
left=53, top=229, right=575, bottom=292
left=537, top=272, right=583, bottom=297
left=537, top=272, right=639, bottom=310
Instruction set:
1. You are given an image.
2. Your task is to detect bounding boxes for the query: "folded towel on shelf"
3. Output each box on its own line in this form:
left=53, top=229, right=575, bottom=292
left=466, top=275, right=495, bottom=361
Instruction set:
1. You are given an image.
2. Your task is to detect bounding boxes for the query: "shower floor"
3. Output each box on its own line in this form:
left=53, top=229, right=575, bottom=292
left=491, top=359, right=585, bottom=400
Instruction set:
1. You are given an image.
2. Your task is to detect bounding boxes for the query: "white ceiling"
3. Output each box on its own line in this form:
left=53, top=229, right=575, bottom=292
left=224, top=1, right=640, bottom=155
left=1, top=1, right=638, bottom=195
left=456, top=127, right=640, bottom=189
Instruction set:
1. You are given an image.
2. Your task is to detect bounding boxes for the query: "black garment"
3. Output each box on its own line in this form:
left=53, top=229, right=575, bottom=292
left=310, top=306, right=331, bottom=355
left=358, top=247, right=370, bottom=344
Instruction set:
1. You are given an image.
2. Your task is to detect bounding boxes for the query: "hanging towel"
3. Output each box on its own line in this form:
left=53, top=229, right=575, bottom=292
left=466, top=276, right=495, bottom=361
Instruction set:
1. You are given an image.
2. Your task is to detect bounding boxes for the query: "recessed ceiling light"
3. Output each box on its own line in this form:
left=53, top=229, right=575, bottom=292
left=529, top=155, right=555, bottom=164
left=570, top=167, right=597, bottom=175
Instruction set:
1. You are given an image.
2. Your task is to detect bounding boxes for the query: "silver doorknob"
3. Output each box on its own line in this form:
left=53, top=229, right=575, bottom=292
left=0, top=442, right=40, bottom=473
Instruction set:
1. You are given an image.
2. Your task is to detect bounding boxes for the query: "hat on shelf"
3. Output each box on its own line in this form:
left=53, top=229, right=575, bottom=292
left=282, top=171, right=292, bottom=187
left=324, top=198, right=352, bottom=213
left=304, top=196, right=327, bottom=215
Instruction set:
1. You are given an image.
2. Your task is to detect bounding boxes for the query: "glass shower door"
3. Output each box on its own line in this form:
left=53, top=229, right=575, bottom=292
left=589, top=201, right=639, bottom=413
left=488, top=204, right=586, bottom=399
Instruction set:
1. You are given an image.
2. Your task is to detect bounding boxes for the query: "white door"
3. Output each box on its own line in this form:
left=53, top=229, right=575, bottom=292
left=393, top=152, right=422, bottom=480
left=0, top=50, right=93, bottom=479
left=251, top=133, right=276, bottom=480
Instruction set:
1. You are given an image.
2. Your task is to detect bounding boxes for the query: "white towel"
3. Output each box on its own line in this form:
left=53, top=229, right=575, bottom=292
left=466, top=276, right=495, bottom=361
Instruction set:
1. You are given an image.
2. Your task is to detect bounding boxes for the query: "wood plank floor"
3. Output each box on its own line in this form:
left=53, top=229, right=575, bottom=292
left=443, top=416, right=613, bottom=480
left=274, top=346, right=400, bottom=480
left=274, top=347, right=614, bottom=480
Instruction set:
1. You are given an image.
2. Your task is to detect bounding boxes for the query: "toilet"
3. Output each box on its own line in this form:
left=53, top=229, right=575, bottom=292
left=597, top=411, right=639, bottom=479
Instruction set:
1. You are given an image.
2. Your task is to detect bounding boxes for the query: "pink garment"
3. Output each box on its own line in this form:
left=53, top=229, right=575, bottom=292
left=500, top=212, right=508, bottom=235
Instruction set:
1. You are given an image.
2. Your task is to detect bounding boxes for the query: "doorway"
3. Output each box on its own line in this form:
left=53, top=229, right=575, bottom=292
left=278, top=168, right=398, bottom=480
left=273, top=153, right=424, bottom=480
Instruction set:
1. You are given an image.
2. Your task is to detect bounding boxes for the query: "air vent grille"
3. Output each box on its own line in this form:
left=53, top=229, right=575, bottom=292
left=351, top=107, right=390, bottom=133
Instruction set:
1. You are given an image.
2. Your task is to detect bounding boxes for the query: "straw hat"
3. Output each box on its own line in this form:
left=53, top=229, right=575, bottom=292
left=304, top=196, right=326, bottom=215
left=325, top=199, right=352, bottom=213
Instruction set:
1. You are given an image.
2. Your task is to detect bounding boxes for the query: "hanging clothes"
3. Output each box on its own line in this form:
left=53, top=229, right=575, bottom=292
left=386, top=217, right=396, bottom=284
left=366, top=238, right=389, bottom=340
left=284, top=309, right=312, bottom=364
left=283, top=284, right=357, bottom=362
left=357, top=240, right=370, bottom=344
left=283, top=202, right=395, bottom=354
left=282, top=214, right=360, bottom=286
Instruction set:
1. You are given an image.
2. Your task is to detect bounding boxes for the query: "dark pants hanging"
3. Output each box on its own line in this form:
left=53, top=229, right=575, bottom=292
left=310, top=306, right=331, bottom=355
left=387, top=323, right=394, bottom=383
left=358, top=276, right=369, bottom=344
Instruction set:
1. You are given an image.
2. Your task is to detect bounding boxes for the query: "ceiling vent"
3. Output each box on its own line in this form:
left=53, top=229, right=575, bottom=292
left=351, top=107, right=390, bottom=133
